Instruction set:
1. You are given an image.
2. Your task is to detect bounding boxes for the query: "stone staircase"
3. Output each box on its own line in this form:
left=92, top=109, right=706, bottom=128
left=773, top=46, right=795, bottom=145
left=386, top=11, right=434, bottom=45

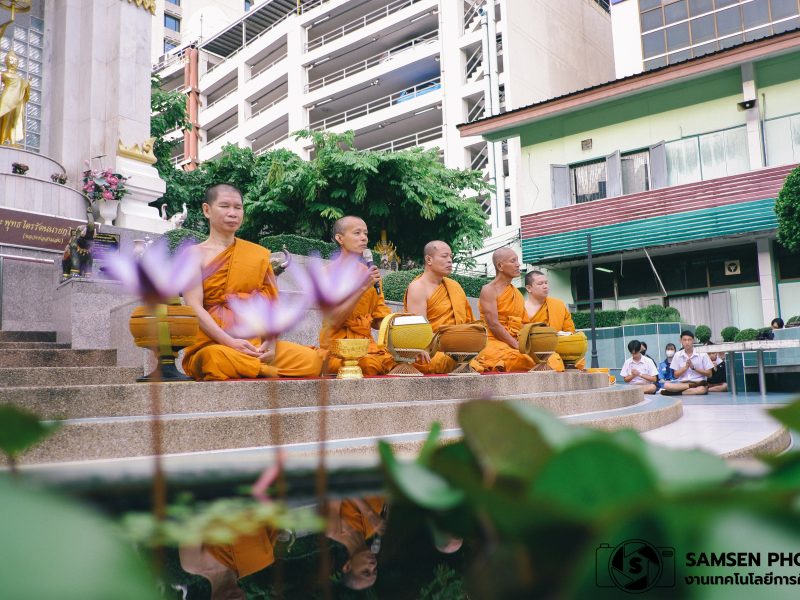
left=0, top=330, right=789, bottom=471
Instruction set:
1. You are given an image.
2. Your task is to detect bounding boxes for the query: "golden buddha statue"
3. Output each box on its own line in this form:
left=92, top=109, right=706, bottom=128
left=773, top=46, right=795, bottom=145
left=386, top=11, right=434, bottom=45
left=0, top=50, right=30, bottom=146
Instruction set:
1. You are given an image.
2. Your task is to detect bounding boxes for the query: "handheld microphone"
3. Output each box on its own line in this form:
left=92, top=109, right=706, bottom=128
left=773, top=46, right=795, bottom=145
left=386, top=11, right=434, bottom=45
left=363, top=249, right=381, bottom=295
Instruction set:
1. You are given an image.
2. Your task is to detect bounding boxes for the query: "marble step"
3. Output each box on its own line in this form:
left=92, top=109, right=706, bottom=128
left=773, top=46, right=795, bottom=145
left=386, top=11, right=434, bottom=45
left=564, top=394, right=683, bottom=433
left=0, top=342, right=71, bottom=349
left=0, top=349, right=117, bottom=368
left=16, top=387, right=651, bottom=464
left=0, top=330, right=56, bottom=342
left=0, top=367, right=141, bottom=388
left=0, top=375, right=633, bottom=419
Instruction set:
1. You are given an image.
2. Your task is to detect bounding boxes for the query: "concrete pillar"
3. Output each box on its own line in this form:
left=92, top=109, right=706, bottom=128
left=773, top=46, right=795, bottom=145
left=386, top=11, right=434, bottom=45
left=741, top=63, right=765, bottom=170
left=438, top=0, right=467, bottom=170
left=286, top=13, right=307, bottom=157
left=756, top=237, right=779, bottom=326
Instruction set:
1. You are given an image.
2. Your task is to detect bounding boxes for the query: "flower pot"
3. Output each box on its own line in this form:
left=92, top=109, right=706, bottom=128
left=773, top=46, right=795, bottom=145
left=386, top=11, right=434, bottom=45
left=129, top=303, right=199, bottom=382
left=98, top=199, right=120, bottom=225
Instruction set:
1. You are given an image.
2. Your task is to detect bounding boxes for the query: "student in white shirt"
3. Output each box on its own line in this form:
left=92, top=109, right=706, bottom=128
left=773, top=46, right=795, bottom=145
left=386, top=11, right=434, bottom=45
left=662, top=330, right=714, bottom=395
left=620, top=339, right=658, bottom=394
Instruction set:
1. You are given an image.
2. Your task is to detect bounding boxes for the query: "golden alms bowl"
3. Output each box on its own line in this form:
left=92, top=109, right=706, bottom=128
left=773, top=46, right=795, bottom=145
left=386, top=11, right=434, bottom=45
left=555, top=331, right=588, bottom=368
left=330, top=338, right=370, bottom=379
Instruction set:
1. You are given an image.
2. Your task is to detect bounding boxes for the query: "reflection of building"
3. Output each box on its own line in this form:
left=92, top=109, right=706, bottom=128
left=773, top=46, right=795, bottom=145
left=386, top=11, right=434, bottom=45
left=460, top=30, right=800, bottom=338
left=153, top=0, right=615, bottom=265
left=611, top=0, right=800, bottom=76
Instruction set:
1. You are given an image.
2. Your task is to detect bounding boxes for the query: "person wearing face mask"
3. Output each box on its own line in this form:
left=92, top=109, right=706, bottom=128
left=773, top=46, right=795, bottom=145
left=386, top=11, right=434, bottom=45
left=658, top=343, right=677, bottom=388
left=639, top=341, right=659, bottom=370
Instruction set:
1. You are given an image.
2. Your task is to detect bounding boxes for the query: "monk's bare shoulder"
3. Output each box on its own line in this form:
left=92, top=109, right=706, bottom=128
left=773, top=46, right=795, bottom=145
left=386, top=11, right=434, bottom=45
left=479, top=280, right=500, bottom=302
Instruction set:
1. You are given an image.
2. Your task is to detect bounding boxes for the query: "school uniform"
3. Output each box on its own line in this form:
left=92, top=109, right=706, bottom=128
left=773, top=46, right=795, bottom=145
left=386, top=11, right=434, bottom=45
left=669, top=349, right=714, bottom=383
left=620, top=356, right=659, bottom=385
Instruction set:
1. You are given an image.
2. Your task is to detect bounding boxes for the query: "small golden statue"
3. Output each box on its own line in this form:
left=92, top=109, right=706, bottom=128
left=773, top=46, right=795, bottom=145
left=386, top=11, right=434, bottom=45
left=373, top=230, right=400, bottom=271
left=0, top=50, right=30, bottom=146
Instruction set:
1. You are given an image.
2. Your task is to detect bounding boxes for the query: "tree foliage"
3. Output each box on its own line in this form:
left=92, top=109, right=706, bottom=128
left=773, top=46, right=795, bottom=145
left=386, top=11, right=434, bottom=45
left=150, top=75, right=192, bottom=174
left=776, top=165, right=800, bottom=252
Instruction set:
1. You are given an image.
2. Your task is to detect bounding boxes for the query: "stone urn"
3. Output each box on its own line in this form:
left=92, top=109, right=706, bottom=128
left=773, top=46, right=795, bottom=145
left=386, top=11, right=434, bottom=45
left=129, top=301, right=198, bottom=382
left=555, top=331, right=588, bottom=369
left=518, top=322, right=558, bottom=371
left=98, top=199, right=120, bottom=225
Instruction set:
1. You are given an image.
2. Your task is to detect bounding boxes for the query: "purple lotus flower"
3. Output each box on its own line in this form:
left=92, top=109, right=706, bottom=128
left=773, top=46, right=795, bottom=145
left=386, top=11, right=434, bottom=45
left=104, top=240, right=202, bottom=304
left=227, top=290, right=311, bottom=339
left=304, top=252, right=370, bottom=311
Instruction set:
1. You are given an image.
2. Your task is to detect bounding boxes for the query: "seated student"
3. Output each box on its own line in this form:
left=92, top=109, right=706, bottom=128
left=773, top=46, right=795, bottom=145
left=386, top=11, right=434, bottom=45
left=620, top=340, right=658, bottom=394
left=639, top=341, right=659, bottom=371
left=319, top=216, right=395, bottom=376
left=662, top=330, right=714, bottom=395
left=706, top=347, right=728, bottom=392
left=182, top=184, right=322, bottom=380
left=658, top=343, right=677, bottom=387
left=772, top=317, right=785, bottom=330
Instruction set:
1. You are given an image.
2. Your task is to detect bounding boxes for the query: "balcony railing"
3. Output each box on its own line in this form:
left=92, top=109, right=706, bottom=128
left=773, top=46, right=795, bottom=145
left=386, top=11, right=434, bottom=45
left=170, top=153, right=185, bottom=167
left=206, top=122, right=239, bottom=144
left=305, top=30, right=438, bottom=92
left=250, top=91, right=289, bottom=118
left=465, top=45, right=483, bottom=82
left=204, top=15, right=294, bottom=78
left=363, top=125, right=442, bottom=152
left=308, top=76, right=441, bottom=131
left=305, top=0, right=426, bottom=52
left=255, top=132, right=291, bottom=155
left=250, top=51, right=288, bottom=79
left=206, top=87, right=237, bottom=109
left=467, top=96, right=485, bottom=122
left=471, top=143, right=488, bottom=171
left=463, top=0, right=484, bottom=33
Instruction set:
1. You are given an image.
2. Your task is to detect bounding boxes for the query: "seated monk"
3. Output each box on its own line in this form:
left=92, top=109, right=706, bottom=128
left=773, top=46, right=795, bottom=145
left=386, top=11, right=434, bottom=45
left=471, top=248, right=534, bottom=373
left=182, top=184, right=322, bottom=380
left=524, top=270, right=584, bottom=371
left=404, top=240, right=475, bottom=374
left=320, top=216, right=395, bottom=376
left=327, top=497, right=386, bottom=591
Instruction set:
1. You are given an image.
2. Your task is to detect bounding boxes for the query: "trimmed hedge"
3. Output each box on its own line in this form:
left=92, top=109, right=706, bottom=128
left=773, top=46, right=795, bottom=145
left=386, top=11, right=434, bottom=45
left=572, top=310, right=627, bottom=330
left=259, top=234, right=337, bottom=259
left=788, top=315, right=800, bottom=327
left=734, top=328, right=759, bottom=342
left=721, top=326, right=739, bottom=342
left=622, top=305, right=681, bottom=325
left=694, top=324, right=712, bottom=344
left=164, top=228, right=207, bottom=253
left=381, top=269, right=490, bottom=303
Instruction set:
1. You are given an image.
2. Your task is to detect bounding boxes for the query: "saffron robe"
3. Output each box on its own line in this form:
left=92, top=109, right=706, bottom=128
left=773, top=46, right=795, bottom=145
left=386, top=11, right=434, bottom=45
left=340, top=496, right=386, bottom=541
left=206, top=527, right=279, bottom=579
left=320, top=284, right=394, bottom=376
left=182, top=239, right=322, bottom=380
left=403, top=277, right=475, bottom=374
left=472, top=284, right=535, bottom=372
left=528, top=296, right=584, bottom=371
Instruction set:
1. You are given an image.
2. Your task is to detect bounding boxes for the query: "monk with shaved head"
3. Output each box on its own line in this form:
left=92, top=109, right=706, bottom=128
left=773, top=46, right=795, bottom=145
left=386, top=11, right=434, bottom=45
left=404, top=241, right=475, bottom=373
left=471, top=248, right=534, bottom=372
left=319, top=216, right=396, bottom=376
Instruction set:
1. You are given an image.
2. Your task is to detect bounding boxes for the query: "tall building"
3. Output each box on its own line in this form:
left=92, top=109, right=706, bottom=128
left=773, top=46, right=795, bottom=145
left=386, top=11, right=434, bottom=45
left=612, top=0, right=800, bottom=77
left=152, top=0, right=615, bottom=267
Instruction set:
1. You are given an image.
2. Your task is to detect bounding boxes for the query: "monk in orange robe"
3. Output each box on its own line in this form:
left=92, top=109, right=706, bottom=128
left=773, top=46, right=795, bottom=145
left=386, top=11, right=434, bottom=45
left=320, top=216, right=395, bottom=376
left=472, top=248, right=534, bottom=373
left=404, top=241, right=475, bottom=374
left=327, top=496, right=386, bottom=591
left=524, top=270, right=584, bottom=371
left=183, top=184, right=322, bottom=380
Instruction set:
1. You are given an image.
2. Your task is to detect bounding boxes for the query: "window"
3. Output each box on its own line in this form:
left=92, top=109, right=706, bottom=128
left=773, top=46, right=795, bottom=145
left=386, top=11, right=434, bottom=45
left=164, top=39, right=178, bottom=54
left=570, top=159, right=607, bottom=204
left=164, top=14, right=180, bottom=32
left=765, top=113, right=800, bottom=166
left=666, top=138, right=701, bottom=186
left=245, top=0, right=253, bottom=10
left=167, top=0, right=180, bottom=5
left=666, top=126, right=750, bottom=185
left=621, top=150, right=651, bottom=195
left=775, top=241, right=800, bottom=281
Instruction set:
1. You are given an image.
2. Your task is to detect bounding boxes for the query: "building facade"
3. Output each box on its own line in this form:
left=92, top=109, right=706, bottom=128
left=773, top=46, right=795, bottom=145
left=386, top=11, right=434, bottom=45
left=460, top=30, right=800, bottom=338
left=153, top=0, right=615, bottom=268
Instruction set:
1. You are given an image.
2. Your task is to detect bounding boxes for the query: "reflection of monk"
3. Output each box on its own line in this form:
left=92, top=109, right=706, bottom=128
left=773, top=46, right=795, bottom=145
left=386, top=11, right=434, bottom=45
left=404, top=241, right=474, bottom=374
left=327, top=497, right=386, bottom=591
left=0, top=51, right=30, bottom=146
left=320, top=216, right=395, bottom=376
left=183, top=184, right=322, bottom=380
left=471, top=249, right=534, bottom=373
left=179, top=527, right=279, bottom=600
left=524, top=270, right=584, bottom=371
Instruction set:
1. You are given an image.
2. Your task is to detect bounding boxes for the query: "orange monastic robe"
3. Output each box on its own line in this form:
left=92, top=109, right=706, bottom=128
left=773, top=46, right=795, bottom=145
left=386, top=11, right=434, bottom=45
left=340, top=496, right=386, bottom=541
left=206, top=527, right=280, bottom=579
left=403, top=277, right=475, bottom=374
left=182, top=239, right=322, bottom=380
left=529, top=296, right=584, bottom=371
left=472, top=284, right=535, bottom=373
left=320, top=284, right=395, bottom=376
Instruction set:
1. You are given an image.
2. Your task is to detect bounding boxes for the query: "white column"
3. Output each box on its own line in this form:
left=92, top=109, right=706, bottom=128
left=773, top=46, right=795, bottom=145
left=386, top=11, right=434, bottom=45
left=756, top=237, right=779, bottom=326
left=438, top=0, right=468, bottom=170
left=741, top=62, right=765, bottom=170
left=286, top=14, right=307, bottom=158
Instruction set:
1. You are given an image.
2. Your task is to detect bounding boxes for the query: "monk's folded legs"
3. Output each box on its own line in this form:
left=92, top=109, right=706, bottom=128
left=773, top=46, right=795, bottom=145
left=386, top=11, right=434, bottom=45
left=185, top=341, right=322, bottom=381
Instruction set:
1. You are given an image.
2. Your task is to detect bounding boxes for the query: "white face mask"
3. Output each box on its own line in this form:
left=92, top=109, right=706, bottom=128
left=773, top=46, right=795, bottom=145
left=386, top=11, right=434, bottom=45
left=666, top=351, right=675, bottom=358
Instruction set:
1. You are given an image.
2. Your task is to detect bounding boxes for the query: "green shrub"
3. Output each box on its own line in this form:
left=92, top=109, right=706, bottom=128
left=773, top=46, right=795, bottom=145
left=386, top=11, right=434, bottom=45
left=694, top=324, right=712, bottom=344
left=788, top=315, right=800, bottom=327
left=734, top=328, right=759, bottom=342
left=163, top=228, right=207, bottom=253
left=572, top=310, right=626, bottom=329
left=381, top=269, right=490, bottom=303
left=622, top=304, right=681, bottom=325
left=720, top=326, right=739, bottom=342
left=259, top=234, right=337, bottom=259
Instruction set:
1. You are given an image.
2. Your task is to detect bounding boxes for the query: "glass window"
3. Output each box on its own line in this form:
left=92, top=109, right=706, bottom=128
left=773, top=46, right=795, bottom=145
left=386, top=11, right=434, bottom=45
left=690, top=14, right=716, bottom=43
left=645, top=56, right=669, bottom=70
left=164, top=14, right=180, bottom=32
left=639, top=0, right=662, bottom=11
left=664, top=0, right=689, bottom=24
left=570, top=160, right=608, bottom=204
left=715, top=0, right=740, bottom=7
left=688, top=0, right=714, bottom=16
left=693, top=40, right=718, bottom=57
left=621, top=150, right=651, bottom=195
left=707, top=246, right=758, bottom=287
left=775, top=241, right=800, bottom=280
left=719, top=33, right=744, bottom=48
left=715, top=5, right=743, bottom=36
left=245, top=0, right=253, bottom=10
left=764, top=113, right=800, bottom=166
left=668, top=49, right=692, bottom=63
left=771, top=0, right=800, bottom=19
left=641, top=8, right=664, bottom=31
left=773, top=17, right=800, bottom=32
left=743, top=0, right=770, bottom=27
left=167, top=0, right=180, bottom=4
left=164, top=39, right=178, bottom=53
left=745, top=25, right=773, bottom=41
left=698, top=126, right=750, bottom=180
left=643, top=30, right=667, bottom=58
left=666, top=138, right=701, bottom=186
left=666, top=22, right=691, bottom=50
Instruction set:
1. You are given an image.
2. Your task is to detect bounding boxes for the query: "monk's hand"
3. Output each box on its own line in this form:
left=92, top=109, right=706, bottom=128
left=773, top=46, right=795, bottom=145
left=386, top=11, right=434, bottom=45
left=257, top=340, right=276, bottom=364
left=416, top=351, right=431, bottom=364
left=228, top=338, right=260, bottom=357
left=365, top=265, right=381, bottom=290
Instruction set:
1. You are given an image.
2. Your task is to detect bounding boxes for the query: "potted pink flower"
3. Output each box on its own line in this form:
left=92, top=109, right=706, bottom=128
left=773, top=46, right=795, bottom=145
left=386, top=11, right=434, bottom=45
left=82, top=165, right=129, bottom=225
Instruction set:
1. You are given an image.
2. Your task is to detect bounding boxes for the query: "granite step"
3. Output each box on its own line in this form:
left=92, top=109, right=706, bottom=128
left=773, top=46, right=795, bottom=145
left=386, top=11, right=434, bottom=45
left=0, top=331, right=56, bottom=342
left=16, top=387, right=652, bottom=464
left=0, top=375, right=634, bottom=419
left=0, top=342, right=71, bottom=349
left=564, top=394, right=683, bottom=433
left=0, top=349, right=117, bottom=368
left=0, top=367, right=141, bottom=388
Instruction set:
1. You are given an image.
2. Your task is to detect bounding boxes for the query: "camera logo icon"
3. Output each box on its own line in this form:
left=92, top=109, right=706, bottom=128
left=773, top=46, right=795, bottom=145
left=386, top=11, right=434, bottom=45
left=596, top=539, right=675, bottom=593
